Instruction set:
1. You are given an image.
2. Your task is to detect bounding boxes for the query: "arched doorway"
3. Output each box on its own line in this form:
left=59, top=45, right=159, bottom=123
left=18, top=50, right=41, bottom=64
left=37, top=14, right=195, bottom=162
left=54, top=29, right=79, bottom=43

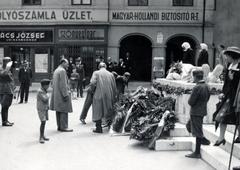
left=120, top=35, right=152, bottom=81
left=165, top=35, right=198, bottom=75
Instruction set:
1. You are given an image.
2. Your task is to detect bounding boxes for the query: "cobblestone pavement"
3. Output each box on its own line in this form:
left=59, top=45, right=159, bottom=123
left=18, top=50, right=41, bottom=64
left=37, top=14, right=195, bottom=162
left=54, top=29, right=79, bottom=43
left=0, top=93, right=215, bottom=170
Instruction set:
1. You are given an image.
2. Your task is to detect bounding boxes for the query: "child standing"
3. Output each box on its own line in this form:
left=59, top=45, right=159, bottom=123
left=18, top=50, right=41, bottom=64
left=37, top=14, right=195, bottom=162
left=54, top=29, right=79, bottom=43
left=37, top=79, right=51, bottom=144
left=185, top=69, right=210, bottom=158
left=70, top=68, right=79, bottom=99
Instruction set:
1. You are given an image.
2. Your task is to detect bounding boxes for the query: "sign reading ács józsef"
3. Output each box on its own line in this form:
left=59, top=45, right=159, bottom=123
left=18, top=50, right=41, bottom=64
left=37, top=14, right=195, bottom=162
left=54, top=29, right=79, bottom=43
left=0, top=30, right=53, bottom=43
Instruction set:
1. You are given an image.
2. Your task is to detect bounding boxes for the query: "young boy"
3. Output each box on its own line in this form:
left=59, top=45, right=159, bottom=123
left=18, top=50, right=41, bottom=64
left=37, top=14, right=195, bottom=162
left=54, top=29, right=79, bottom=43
left=185, top=69, right=210, bottom=158
left=37, top=79, right=51, bottom=144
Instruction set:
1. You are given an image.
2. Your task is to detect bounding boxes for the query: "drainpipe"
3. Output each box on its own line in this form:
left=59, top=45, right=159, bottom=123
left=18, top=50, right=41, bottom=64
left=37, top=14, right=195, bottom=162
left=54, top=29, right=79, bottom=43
left=202, top=0, right=206, bottom=42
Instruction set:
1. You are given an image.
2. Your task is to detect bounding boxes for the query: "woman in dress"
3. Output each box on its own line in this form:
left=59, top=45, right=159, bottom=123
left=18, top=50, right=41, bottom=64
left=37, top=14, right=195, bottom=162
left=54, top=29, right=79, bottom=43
left=214, top=46, right=240, bottom=145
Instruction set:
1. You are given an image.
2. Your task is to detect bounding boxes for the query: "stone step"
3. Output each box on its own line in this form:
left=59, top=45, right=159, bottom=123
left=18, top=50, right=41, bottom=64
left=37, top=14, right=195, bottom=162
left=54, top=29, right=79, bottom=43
left=169, top=123, right=191, bottom=137
left=194, top=141, right=240, bottom=170
left=155, top=137, right=193, bottom=151
left=203, top=125, right=240, bottom=160
left=155, top=136, right=240, bottom=170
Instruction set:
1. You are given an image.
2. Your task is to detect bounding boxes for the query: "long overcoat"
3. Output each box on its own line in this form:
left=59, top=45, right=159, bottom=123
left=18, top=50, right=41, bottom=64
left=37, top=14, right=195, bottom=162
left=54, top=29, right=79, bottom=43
left=91, top=68, right=116, bottom=122
left=50, top=65, right=73, bottom=113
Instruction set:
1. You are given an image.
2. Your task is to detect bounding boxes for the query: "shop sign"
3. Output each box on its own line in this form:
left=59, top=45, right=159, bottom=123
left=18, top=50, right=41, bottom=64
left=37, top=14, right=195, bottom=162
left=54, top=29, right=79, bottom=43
left=0, top=9, right=107, bottom=23
left=111, top=10, right=203, bottom=24
left=58, top=29, right=105, bottom=42
left=0, top=30, right=53, bottom=43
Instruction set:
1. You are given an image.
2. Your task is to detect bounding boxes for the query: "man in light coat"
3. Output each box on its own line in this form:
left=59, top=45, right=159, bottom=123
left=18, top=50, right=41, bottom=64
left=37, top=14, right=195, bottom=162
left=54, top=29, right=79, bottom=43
left=91, top=62, right=117, bottom=133
left=50, top=58, right=73, bottom=132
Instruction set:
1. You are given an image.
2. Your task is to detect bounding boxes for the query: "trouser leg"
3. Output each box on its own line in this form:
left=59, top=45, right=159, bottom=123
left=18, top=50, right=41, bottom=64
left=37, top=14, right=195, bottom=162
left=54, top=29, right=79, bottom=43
left=195, top=137, right=201, bottom=154
left=24, top=84, right=30, bottom=102
left=1, top=106, right=9, bottom=123
left=59, top=112, right=68, bottom=129
left=80, top=92, right=92, bottom=120
left=56, top=112, right=60, bottom=129
left=20, top=83, right=24, bottom=102
left=40, top=121, right=46, bottom=138
left=95, top=120, right=102, bottom=130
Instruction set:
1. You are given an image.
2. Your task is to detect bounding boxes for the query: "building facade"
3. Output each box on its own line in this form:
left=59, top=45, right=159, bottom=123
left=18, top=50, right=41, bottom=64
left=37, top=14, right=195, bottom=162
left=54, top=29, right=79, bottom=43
left=213, top=0, right=240, bottom=61
left=0, top=0, right=215, bottom=82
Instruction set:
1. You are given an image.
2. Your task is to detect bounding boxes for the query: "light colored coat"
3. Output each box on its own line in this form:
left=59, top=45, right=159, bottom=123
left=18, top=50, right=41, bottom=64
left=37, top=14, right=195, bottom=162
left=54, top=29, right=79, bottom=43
left=50, top=65, right=73, bottom=113
left=91, top=68, right=116, bottom=122
left=37, top=87, right=49, bottom=121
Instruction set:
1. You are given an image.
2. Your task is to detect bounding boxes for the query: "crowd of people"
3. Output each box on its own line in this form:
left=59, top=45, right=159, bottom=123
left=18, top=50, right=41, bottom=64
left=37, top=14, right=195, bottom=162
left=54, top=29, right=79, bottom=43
left=0, top=55, right=131, bottom=144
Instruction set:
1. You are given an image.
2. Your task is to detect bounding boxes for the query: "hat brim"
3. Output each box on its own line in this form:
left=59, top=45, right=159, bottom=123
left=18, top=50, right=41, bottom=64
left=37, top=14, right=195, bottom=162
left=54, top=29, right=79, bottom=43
left=224, top=50, right=240, bottom=56
left=224, top=51, right=240, bottom=59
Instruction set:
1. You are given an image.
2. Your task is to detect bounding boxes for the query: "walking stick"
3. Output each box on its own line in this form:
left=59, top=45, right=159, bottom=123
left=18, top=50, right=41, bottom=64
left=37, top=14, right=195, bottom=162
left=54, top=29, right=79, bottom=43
left=228, top=124, right=238, bottom=170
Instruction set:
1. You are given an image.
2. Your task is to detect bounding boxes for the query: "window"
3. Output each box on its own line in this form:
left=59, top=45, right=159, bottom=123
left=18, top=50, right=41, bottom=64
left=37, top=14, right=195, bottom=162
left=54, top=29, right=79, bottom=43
left=128, top=0, right=148, bottom=6
left=22, top=0, right=41, bottom=5
left=173, top=0, right=193, bottom=6
left=72, top=0, right=91, bottom=5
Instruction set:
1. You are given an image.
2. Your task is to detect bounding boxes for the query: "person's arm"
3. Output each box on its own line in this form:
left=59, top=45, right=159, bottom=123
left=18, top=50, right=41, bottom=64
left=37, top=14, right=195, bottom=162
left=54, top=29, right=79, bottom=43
left=59, top=69, right=69, bottom=99
left=188, top=86, right=199, bottom=106
left=38, top=91, right=49, bottom=103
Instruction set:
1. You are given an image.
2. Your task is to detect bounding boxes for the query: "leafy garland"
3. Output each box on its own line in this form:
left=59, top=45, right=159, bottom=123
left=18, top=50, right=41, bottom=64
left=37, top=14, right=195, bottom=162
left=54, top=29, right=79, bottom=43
left=153, top=82, right=222, bottom=96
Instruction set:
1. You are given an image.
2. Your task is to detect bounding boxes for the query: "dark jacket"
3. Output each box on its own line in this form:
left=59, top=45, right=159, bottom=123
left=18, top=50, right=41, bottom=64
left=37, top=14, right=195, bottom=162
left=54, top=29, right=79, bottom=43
left=182, top=48, right=195, bottom=66
left=0, top=69, right=14, bottom=94
left=197, top=49, right=209, bottom=66
left=188, top=80, right=210, bottom=117
left=18, top=67, right=32, bottom=84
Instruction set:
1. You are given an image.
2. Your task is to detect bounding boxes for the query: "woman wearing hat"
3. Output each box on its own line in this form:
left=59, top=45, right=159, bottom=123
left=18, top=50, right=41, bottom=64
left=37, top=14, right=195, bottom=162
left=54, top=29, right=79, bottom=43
left=181, top=42, right=195, bottom=66
left=214, top=46, right=240, bottom=146
left=197, top=43, right=209, bottom=66
left=0, top=57, right=14, bottom=126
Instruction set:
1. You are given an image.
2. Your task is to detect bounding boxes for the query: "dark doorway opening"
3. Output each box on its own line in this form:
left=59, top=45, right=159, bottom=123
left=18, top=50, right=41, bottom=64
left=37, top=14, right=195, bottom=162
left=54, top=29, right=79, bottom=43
left=165, top=36, right=197, bottom=75
left=120, top=35, right=152, bottom=81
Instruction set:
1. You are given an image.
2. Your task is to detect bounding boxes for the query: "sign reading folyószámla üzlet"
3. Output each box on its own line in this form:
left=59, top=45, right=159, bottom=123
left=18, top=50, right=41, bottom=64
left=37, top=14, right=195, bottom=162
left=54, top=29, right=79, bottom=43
left=111, top=10, right=203, bottom=23
left=0, top=9, right=107, bottom=23
left=0, top=30, right=53, bottom=43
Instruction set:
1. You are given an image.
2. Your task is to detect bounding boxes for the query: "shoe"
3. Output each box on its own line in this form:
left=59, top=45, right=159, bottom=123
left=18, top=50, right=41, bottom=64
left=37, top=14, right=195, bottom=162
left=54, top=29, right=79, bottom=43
left=102, top=123, right=111, bottom=129
left=43, top=136, right=49, bottom=141
left=59, top=128, right=73, bottom=132
left=201, top=137, right=211, bottom=145
left=185, top=152, right=201, bottom=159
left=213, top=139, right=226, bottom=146
left=80, top=119, right=86, bottom=124
left=18, top=101, right=23, bottom=104
left=25, top=101, right=28, bottom=103
left=233, top=166, right=240, bottom=170
left=39, top=137, right=45, bottom=144
left=2, top=121, right=14, bottom=126
left=93, top=128, right=103, bottom=133
left=234, top=137, right=240, bottom=143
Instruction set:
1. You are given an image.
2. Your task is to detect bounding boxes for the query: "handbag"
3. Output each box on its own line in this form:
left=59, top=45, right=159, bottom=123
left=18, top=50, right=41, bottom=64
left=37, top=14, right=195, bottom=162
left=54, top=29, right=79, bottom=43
left=213, top=99, right=230, bottom=123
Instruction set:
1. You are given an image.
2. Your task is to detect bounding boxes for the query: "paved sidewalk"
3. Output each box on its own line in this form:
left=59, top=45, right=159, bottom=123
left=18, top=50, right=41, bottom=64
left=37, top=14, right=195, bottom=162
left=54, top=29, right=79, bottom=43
left=0, top=93, right=214, bottom=170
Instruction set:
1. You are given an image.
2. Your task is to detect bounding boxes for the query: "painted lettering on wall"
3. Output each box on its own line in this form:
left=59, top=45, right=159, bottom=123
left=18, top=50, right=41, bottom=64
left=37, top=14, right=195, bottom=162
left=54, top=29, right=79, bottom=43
left=58, top=29, right=105, bottom=42
left=111, top=10, right=201, bottom=22
left=0, top=9, right=92, bottom=22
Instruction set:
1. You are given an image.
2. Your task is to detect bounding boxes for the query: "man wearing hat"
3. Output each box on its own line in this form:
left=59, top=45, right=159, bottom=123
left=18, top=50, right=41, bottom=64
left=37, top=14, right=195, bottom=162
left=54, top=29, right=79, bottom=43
left=18, top=60, right=32, bottom=104
left=0, top=57, right=14, bottom=126
left=50, top=58, right=73, bottom=132
left=37, top=79, right=51, bottom=144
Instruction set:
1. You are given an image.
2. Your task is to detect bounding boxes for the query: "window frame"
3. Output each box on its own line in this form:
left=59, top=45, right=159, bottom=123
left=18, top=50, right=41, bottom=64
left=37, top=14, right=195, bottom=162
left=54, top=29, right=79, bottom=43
left=128, top=0, right=148, bottom=6
left=22, top=0, right=41, bottom=5
left=71, top=0, right=92, bottom=5
left=172, top=0, right=193, bottom=7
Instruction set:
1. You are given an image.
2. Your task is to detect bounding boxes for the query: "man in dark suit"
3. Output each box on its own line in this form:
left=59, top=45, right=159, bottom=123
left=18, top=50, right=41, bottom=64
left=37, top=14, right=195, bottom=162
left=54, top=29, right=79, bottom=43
left=18, top=61, right=32, bottom=104
left=76, top=57, right=85, bottom=98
